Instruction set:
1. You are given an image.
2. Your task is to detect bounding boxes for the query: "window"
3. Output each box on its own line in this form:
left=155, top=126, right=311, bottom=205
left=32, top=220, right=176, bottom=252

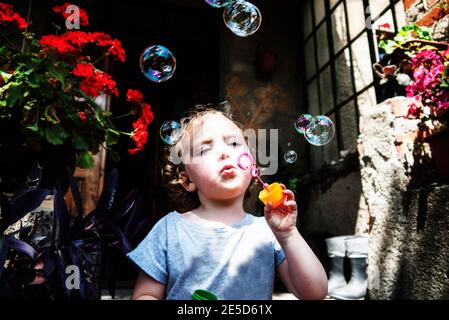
left=302, top=0, right=406, bottom=170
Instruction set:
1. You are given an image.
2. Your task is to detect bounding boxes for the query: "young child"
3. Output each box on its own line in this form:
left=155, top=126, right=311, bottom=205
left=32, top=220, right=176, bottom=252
left=127, top=105, right=328, bottom=300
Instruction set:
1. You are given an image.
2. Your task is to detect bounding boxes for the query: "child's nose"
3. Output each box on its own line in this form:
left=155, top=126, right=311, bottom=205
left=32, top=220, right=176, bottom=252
left=218, top=149, right=230, bottom=161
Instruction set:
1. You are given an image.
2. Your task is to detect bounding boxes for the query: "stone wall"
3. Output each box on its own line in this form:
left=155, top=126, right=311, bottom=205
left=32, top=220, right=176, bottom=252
left=403, top=0, right=449, bottom=41
left=299, top=168, right=368, bottom=238
left=358, top=97, right=449, bottom=299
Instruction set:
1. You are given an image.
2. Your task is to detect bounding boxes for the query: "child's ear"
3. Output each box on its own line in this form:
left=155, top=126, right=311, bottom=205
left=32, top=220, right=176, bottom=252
left=179, top=171, right=196, bottom=192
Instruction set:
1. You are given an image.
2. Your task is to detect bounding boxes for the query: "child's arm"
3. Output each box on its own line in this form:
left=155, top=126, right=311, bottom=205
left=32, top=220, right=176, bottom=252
left=264, top=184, right=328, bottom=300
left=131, top=272, right=166, bottom=300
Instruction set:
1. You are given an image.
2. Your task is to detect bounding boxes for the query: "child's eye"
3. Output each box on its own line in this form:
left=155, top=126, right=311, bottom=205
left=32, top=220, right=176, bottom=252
left=229, top=141, right=241, bottom=147
left=200, top=147, right=211, bottom=155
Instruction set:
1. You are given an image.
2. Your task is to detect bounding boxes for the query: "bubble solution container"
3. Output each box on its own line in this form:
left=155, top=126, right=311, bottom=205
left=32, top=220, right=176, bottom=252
left=192, top=289, right=218, bottom=300
left=258, top=182, right=286, bottom=209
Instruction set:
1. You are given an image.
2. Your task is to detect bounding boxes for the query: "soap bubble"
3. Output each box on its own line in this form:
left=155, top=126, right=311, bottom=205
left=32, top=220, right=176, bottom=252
left=205, top=0, right=230, bottom=8
left=237, top=152, right=254, bottom=170
left=223, top=0, right=262, bottom=37
left=284, top=150, right=297, bottom=164
left=304, top=116, right=335, bottom=146
left=140, top=45, right=176, bottom=83
left=160, top=121, right=181, bottom=145
left=294, top=114, right=314, bottom=134
left=250, top=167, right=260, bottom=178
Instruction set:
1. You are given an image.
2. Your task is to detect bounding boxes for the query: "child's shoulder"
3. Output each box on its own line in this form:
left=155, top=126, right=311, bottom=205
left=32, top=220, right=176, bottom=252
left=149, top=211, right=180, bottom=230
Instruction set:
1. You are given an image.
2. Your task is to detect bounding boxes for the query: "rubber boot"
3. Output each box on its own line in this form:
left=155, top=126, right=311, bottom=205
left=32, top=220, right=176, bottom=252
left=330, top=235, right=368, bottom=300
left=325, top=236, right=348, bottom=295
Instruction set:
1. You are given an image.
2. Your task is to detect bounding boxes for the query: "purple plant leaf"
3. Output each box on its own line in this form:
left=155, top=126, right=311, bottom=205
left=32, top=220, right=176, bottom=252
left=105, top=190, right=137, bottom=222
left=0, top=236, right=8, bottom=278
left=5, top=236, right=38, bottom=259
left=53, top=185, right=70, bottom=244
left=124, top=195, right=144, bottom=234
left=10, top=188, right=50, bottom=225
left=105, top=222, right=133, bottom=254
left=96, top=169, right=118, bottom=211
left=55, top=249, right=71, bottom=299
left=42, top=251, right=56, bottom=278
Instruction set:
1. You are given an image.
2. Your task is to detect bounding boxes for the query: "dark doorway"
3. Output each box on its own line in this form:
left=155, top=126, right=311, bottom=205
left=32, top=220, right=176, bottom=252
left=84, top=0, right=222, bottom=282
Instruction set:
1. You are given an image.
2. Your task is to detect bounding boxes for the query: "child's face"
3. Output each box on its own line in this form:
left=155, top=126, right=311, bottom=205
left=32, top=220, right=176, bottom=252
left=180, top=114, right=252, bottom=201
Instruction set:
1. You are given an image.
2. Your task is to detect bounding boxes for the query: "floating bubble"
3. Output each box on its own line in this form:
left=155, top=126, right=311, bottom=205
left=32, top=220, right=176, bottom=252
left=294, top=114, right=314, bottom=134
left=223, top=0, right=262, bottom=37
left=140, top=45, right=176, bottom=83
left=160, top=121, right=181, bottom=145
left=284, top=150, right=297, bottom=164
left=205, top=0, right=230, bottom=8
left=304, top=116, right=335, bottom=146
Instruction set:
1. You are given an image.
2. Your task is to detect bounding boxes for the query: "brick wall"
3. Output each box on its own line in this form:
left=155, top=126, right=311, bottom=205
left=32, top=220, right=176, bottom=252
left=403, top=0, right=449, bottom=41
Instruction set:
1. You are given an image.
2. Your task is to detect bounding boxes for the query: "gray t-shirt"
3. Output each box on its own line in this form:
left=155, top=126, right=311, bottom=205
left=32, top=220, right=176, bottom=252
left=127, top=211, right=286, bottom=300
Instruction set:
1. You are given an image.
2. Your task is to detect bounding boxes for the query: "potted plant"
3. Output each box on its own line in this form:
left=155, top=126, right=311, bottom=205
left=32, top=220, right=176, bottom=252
left=0, top=165, right=150, bottom=300
left=377, top=24, right=449, bottom=181
left=0, top=2, right=155, bottom=192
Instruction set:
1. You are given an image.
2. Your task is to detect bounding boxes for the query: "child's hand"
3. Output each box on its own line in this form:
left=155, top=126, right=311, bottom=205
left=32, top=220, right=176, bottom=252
left=264, top=184, right=298, bottom=237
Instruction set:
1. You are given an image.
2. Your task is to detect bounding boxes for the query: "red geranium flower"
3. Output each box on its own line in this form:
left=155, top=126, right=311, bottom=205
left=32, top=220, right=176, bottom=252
left=107, top=39, right=126, bottom=62
left=79, top=111, right=87, bottom=122
left=53, top=2, right=89, bottom=26
left=140, top=103, right=154, bottom=124
left=128, top=128, right=148, bottom=155
left=39, top=34, right=77, bottom=55
left=73, top=63, right=94, bottom=78
left=79, top=70, right=118, bottom=97
left=0, top=2, right=28, bottom=29
left=126, top=89, right=143, bottom=104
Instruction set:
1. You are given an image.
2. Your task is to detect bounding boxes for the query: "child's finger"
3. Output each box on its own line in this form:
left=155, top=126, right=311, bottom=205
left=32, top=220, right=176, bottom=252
left=283, top=200, right=297, bottom=211
left=283, top=189, right=295, bottom=201
left=264, top=201, right=273, bottom=217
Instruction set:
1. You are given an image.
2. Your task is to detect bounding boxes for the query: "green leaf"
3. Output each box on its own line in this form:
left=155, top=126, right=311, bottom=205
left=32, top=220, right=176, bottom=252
left=45, top=126, right=69, bottom=145
left=26, top=120, right=39, bottom=132
left=106, top=129, right=120, bottom=146
left=27, top=72, right=43, bottom=89
left=379, top=40, right=397, bottom=54
left=44, top=106, right=60, bottom=124
left=76, top=150, right=94, bottom=168
left=72, top=132, right=89, bottom=150
left=24, top=98, right=37, bottom=111
left=4, top=83, right=22, bottom=106
left=0, top=71, right=12, bottom=83
left=48, top=65, right=66, bottom=86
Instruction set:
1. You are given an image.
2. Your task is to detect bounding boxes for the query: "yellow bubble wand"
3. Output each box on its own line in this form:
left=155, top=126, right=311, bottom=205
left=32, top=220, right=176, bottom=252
left=237, top=152, right=286, bottom=209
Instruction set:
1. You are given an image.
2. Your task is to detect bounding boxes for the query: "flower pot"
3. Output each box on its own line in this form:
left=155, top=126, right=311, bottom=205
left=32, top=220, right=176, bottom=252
left=424, top=129, right=449, bottom=181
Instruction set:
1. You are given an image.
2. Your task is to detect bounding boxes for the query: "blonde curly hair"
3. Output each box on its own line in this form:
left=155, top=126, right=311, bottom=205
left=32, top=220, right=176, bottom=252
left=161, top=102, right=248, bottom=213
